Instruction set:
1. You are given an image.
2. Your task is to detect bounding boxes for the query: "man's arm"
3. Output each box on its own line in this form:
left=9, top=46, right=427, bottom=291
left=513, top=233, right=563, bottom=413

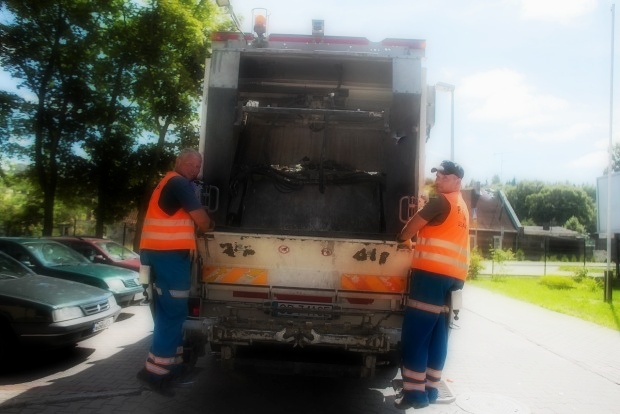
left=188, top=208, right=214, bottom=234
left=397, top=214, right=429, bottom=242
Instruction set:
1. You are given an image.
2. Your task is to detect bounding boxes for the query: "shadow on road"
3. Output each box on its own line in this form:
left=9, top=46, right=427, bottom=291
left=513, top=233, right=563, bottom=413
left=0, top=305, right=401, bottom=414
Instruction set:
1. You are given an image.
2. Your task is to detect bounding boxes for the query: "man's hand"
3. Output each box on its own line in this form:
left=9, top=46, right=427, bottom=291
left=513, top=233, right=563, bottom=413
left=189, top=208, right=214, bottom=234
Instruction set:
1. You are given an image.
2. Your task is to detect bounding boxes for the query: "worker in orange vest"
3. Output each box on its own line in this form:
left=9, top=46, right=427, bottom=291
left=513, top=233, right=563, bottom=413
left=394, top=160, right=470, bottom=410
left=136, top=148, right=213, bottom=397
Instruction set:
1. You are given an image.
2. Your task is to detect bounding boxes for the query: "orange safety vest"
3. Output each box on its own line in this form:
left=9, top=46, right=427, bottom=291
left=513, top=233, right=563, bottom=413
left=412, top=191, right=470, bottom=280
left=140, top=172, right=197, bottom=251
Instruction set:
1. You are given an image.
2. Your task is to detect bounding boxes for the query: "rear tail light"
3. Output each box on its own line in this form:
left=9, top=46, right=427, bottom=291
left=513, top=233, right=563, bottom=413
left=188, top=297, right=201, bottom=317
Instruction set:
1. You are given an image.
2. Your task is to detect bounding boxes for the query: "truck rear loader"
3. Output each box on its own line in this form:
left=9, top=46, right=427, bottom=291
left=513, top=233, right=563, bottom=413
left=183, top=16, right=437, bottom=377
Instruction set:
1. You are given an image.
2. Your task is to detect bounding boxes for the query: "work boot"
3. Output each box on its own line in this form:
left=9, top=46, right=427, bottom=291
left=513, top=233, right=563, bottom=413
left=136, top=368, right=175, bottom=397
left=394, top=396, right=430, bottom=410
left=394, top=394, right=429, bottom=410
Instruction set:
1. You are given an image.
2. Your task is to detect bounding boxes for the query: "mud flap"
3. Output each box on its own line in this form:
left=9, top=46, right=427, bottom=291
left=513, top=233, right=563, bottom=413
left=392, top=378, right=456, bottom=404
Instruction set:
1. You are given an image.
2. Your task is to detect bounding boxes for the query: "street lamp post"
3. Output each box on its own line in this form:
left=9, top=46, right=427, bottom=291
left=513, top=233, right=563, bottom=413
left=435, top=82, right=455, bottom=161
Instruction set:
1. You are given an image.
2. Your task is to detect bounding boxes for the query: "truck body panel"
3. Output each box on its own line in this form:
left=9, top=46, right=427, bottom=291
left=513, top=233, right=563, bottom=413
left=187, top=28, right=434, bottom=375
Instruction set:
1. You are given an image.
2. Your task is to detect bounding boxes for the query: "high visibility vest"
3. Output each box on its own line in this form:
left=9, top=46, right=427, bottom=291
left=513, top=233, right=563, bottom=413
left=140, top=172, right=197, bottom=251
left=412, top=191, right=470, bottom=280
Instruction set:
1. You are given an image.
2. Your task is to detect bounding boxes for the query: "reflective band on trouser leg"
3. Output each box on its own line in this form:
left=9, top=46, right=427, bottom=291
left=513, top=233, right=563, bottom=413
left=154, top=285, right=189, bottom=299
left=169, top=289, right=190, bottom=298
left=407, top=298, right=450, bottom=314
left=426, top=367, right=442, bottom=389
left=402, top=367, right=426, bottom=392
left=145, top=350, right=180, bottom=376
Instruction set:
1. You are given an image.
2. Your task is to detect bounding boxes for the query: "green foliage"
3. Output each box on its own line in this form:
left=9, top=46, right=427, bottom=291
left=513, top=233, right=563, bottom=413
left=606, top=142, right=620, bottom=174
left=539, top=275, right=574, bottom=290
left=468, top=247, right=484, bottom=280
left=505, top=181, right=596, bottom=235
left=515, top=249, right=525, bottom=261
left=572, top=267, right=589, bottom=282
left=491, top=248, right=515, bottom=263
left=564, top=216, right=587, bottom=235
left=470, top=278, right=619, bottom=331
left=0, top=164, right=42, bottom=236
left=0, top=0, right=225, bottom=236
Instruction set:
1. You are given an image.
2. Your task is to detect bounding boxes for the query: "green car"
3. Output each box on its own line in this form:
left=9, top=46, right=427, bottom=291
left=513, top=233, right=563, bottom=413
left=0, top=251, right=120, bottom=351
left=0, top=238, right=143, bottom=307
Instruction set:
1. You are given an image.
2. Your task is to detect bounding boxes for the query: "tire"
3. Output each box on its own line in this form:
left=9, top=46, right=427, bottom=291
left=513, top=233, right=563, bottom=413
left=0, top=318, right=18, bottom=356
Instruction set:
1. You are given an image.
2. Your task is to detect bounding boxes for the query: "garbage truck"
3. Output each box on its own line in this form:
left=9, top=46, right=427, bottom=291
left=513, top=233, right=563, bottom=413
left=183, top=16, right=437, bottom=377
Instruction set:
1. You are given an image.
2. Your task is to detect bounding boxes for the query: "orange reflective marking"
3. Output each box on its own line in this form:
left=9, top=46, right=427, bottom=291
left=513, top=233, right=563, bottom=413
left=340, top=274, right=406, bottom=293
left=202, top=266, right=267, bottom=285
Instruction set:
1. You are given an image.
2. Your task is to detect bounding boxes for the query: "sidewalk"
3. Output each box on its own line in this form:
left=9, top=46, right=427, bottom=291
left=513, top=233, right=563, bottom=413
left=440, top=284, right=620, bottom=413
left=1, top=286, right=620, bottom=413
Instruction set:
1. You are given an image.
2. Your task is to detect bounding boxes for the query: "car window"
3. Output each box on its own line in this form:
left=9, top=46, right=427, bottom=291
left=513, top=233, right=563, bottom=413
left=96, top=241, right=139, bottom=260
left=25, top=242, right=90, bottom=266
left=0, top=253, right=30, bottom=279
left=72, top=245, right=98, bottom=261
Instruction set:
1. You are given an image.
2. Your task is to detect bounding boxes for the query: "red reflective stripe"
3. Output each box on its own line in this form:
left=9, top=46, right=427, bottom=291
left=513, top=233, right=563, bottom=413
left=426, top=367, right=442, bottom=379
left=402, top=367, right=426, bottom=381
left=145, top=361, right=170, bottom=376
left=148, top=352, right=181, bottom=366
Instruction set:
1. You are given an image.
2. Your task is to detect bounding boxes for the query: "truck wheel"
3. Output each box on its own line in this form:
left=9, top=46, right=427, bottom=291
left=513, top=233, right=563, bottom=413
left=360, top=354, right=377, bottom=378
left=220, top=345, right=236, bottom=370
left=183, top=336, right=206, bottom=368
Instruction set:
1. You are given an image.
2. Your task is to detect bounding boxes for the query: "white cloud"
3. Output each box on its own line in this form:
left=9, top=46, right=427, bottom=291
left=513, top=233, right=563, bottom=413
left=568, top=150, right=608, bottom=168
left=519, top=0, right=597, bottom=24
left=514, top=122, right=594, bottom=143
left=459, top=68, right=568, bottom=127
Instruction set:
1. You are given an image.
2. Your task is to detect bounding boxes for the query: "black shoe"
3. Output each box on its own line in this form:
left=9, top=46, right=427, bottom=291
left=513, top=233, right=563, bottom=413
left=136, top=369, right=175, bottom=397
left=394, top=395, right=429, bottom=410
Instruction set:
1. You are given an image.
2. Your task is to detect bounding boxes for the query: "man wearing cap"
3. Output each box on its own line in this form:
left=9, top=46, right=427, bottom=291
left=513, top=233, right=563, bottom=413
left=394, top=160, right=470, bottom=410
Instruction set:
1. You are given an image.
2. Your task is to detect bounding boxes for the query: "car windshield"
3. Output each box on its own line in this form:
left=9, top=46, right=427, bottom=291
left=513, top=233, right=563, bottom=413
left=0, top=253, right=30, bottom=279
left=95, top=241, right=139, bottom=261
left=25, top=241, right=90, bottom=266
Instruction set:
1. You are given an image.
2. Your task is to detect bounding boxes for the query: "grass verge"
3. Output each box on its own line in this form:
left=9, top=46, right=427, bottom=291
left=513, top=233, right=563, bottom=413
left=469, top=276, right=620, bottom=332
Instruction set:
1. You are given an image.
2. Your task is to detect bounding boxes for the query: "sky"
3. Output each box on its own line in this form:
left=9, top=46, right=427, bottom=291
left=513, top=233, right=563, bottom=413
left=223, top=0, right=618, bottom=186
left=1, top=0, right=618, bottom=186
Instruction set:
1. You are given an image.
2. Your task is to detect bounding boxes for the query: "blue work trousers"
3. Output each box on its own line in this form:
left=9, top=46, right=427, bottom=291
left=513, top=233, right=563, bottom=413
left=140, top=249, right=191, bottom=379
left=401, top=269, right=464, bottom=404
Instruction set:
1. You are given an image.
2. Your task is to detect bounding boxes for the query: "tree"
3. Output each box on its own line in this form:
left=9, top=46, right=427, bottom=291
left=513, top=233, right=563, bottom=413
left=611, top=142, right=620, bottom=173
left=0, top=91, right=27, bottom=180
left=564, top=216, right=587, bottom=235
left=505, top=181, right=597, bottom=234
left=524, top=186, right=596, bottom=234
left=505, top=181, right=546, bottom=221
left=0, top=1, right=109, bottom=235
left=0, top=164, right=43, bottom=236
left=127, top=0, right=218, bottom=249
left=1, top=1, right=226, bottom=238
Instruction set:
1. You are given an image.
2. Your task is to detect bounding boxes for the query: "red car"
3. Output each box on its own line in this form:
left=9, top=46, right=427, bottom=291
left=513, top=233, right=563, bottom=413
left=48, top=236, right=140, bottom=272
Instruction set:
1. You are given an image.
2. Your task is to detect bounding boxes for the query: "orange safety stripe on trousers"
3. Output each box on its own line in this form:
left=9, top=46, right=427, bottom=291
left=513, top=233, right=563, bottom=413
left=145, top=360, right=170, bottom=376
left=340, top=274, right=407, bottom=292
left=202, top=266, right=267, bottom=285
left=406, top=298, right=450, bottom=314
left=148, top=352, right=183, bottom=366
left=426, top=367, right=442, bottom=389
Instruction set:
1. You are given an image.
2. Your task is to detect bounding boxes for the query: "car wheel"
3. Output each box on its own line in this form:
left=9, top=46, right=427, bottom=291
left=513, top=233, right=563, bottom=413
left=0, top=318, right=18, bottom=355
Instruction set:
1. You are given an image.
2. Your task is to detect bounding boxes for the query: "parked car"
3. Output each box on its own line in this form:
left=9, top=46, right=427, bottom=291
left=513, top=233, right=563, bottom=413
left=0, top=238, right=143, bottom=306
left=0, top=251, right=121, bottom=352
left=48, top=236, right=140, bottom=272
